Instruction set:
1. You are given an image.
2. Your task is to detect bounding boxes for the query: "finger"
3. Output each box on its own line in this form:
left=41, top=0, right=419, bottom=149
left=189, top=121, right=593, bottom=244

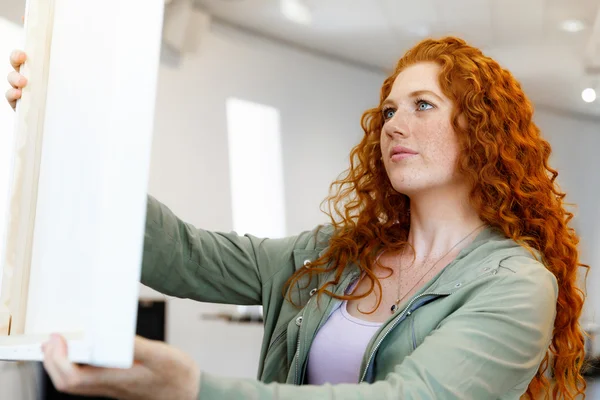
left=42, top=334, right=138, bottom=398
left=6, top=88, right=22, bottom=110
left=42, top=334, right=79, bottom=391
left=10, top=50, right=26, bottom=71
left=7, top=71, right=27, bottom=89
left=42, top=336, right=107, bottom=396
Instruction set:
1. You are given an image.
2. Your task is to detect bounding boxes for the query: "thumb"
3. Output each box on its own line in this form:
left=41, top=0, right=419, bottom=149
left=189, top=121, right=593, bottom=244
left=43, top=333, right=68, bottom=354
left=42, top=334, right=78, bottom=389
left=43, top=333, right=76, bottom=374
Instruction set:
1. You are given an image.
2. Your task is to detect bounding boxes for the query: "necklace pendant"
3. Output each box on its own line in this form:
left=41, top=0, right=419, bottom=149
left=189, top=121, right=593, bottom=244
left=391, top=304, right=398, bottom=313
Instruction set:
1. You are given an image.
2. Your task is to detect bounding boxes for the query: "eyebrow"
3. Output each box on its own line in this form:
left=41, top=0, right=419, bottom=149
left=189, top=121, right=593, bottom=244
left=382, top=90, right=445, bottom=107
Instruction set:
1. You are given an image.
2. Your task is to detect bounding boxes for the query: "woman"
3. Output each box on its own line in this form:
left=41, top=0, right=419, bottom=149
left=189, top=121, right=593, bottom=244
left=5, top=37, right=587, bottom=399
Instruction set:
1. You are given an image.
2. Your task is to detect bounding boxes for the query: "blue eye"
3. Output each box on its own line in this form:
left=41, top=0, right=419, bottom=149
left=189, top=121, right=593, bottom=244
left=416, top=99, right=433, bottom=111
left=382, top=107, right=395, bottom=120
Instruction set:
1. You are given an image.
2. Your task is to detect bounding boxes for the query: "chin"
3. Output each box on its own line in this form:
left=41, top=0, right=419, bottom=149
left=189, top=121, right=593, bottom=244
left=386, top=169, right=441, bottom=197
left=388, top=172, right=465, bottom=198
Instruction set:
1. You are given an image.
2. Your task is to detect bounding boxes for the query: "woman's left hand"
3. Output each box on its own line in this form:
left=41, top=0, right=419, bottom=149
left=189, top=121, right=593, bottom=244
left=42, top=334, right=200, bottom=400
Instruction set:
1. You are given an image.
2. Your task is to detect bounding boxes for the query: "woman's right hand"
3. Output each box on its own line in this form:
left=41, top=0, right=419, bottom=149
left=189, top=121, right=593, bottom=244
left=5, top=50, right=28, bottom=111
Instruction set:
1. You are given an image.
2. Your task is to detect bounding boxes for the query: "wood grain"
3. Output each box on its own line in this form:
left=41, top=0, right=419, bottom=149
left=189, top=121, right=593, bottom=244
left=0, top=0, right=56, bottom=336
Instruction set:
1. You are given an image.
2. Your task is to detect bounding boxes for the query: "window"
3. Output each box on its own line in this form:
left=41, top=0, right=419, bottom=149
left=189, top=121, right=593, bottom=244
left=226, top=98, right=286, bottom=319
left=225, top=98, right=286, bottom=239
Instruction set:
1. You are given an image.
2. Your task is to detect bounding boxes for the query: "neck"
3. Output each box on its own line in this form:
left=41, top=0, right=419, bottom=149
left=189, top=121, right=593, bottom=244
left=406, top=185, right=484, bottom=260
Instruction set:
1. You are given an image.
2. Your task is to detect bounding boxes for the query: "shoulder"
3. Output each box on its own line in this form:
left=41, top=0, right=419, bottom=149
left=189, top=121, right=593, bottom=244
left=465, top=228, right=557, bottom=295
left=495, top=253, right=558, bottom=303
left=448, top=229, right=559, bottom=314
left=457, top=244, right=559, bottom=321
left=479, top=231, right=558, bottom=299
left=442, top=249, right=559, bottom=348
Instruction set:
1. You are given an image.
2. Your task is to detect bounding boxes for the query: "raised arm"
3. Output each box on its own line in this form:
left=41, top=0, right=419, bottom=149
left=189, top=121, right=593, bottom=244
left=142, top=195, right=317, bottom=306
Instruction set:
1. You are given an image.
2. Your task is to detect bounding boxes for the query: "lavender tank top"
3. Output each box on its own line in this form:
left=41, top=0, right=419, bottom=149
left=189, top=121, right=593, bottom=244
left=306, top=300, right=383, bottom=385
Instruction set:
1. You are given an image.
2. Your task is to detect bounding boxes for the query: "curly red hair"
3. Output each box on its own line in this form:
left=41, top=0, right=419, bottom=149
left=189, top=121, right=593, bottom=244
left=284, top=36, right=588, bottom=398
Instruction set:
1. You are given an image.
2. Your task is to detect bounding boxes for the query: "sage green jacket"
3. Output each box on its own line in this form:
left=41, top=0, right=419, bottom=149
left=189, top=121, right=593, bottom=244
left=141, top=195, right=558, bottom=400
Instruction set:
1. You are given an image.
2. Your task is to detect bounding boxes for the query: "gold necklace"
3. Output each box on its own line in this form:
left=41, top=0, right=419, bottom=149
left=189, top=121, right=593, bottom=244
left=390, top=223, right=486, bottom=313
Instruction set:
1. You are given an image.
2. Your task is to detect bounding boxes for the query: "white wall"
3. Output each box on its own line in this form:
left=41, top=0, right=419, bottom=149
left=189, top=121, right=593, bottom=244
left=144, top=22, right=384, bottom=379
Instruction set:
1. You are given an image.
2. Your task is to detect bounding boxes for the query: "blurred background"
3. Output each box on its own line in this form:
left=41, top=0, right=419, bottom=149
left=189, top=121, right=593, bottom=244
left=0, top=0, right=599, bottom=398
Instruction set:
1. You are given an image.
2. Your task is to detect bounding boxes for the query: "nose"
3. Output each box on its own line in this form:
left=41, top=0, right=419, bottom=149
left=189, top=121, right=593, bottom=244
left=384, top=124, right=405, bottom=137
left=383, top=112, right=409, bottom=137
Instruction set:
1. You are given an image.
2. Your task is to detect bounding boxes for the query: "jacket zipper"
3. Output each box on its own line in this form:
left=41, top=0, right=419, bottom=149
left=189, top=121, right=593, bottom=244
left=294, top=297, right=311, bottom=385
left=410, top=313, right=417, bottom=351
left=359, top=292, right=450, bottom=383
left=294, top=327, right=302, bottom=384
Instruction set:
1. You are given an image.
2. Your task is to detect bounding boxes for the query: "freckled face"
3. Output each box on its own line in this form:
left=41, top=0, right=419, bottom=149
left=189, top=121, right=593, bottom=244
left=380, top=62, right=463, bottom=196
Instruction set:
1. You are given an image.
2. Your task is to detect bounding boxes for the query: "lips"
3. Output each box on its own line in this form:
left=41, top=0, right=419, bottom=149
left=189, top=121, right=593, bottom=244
left=390, top=146, right=418, bottom=158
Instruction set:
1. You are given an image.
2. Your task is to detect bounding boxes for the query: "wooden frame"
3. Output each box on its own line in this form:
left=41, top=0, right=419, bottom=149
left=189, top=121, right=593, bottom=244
left=0, top=0, right=164, bottom=368
left=0, top=0, right=56, bottom=339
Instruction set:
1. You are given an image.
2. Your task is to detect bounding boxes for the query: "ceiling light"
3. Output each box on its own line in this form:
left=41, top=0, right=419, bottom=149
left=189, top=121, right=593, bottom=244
left=281, top=0, right=312, bottom=26
left=582, top=88, right=597, bottom=103
left=560, top=19, right=585, bottom=33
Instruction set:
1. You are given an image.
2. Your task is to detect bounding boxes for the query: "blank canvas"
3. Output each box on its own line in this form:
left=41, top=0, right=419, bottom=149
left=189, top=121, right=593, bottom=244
left=0, top=0, right=164, bottom=368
